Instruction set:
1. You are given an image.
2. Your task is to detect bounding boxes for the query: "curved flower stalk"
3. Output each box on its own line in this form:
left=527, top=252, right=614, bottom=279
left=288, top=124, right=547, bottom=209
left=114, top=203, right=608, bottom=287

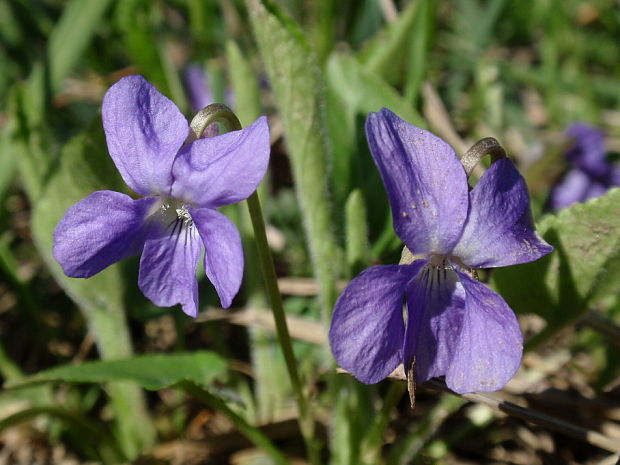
left=53, top=75, right=270, bottom=317
left=549, top=123, right=620, bottom=210
left=329, top=108, right=553, bottom=394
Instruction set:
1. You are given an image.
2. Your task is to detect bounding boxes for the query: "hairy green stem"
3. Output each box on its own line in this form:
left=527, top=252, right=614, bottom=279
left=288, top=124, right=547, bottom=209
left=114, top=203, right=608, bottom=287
left=189, top=104, right=320, bottom=464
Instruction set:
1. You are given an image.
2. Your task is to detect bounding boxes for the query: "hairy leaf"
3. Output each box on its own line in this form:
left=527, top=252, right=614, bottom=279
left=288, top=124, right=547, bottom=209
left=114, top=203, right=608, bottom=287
left=492, top=188, right=620, bottom=334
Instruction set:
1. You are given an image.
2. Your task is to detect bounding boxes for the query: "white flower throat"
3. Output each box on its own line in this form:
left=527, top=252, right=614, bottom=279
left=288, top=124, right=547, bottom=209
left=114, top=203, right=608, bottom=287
left=157, top=198, right=194, bottom=233
left=425, top=253, right=478, bottom=283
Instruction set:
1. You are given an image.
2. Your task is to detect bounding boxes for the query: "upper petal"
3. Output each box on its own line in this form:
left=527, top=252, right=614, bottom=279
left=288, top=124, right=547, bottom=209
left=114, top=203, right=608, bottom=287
left=453, top=158, right=553, bottom=268
left=446, top=271, right=523, bottom=394
left=138, top=216, right=202, bottom=317
left=190, top=208, right=243, bottom=308
left=365, top=109, right=468, bottom=255
left=403, top=264, right=466, bottom=385
left=170, top=116, right=270, bottom=208
left=329, top=262, right=425, bottom=384
left=53, top=191, right=156, bottom=278
left=102, top=75, right=189, bottom=196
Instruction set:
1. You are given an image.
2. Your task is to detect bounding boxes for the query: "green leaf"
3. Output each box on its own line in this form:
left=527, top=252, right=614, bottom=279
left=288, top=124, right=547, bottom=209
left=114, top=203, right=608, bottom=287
left=403, top=0, right=434, bottom=102
left=47, top=0, right=114, bottom=92
left=345, top=189, right=370, bottom=276
left=492, top=188, right=620, bottom=336
left=357, top=0, right=421, bottom=82
left=246, top=0, right=342, bottom=317
left=226, top=40, right=262, bottom=127
left=6, top=71, right=50, bottom=200
left=7, top=352, right=227, bottom=391
left=327, top=52, right=424, bottom=127
left=0, top=126, right=17, bottom=203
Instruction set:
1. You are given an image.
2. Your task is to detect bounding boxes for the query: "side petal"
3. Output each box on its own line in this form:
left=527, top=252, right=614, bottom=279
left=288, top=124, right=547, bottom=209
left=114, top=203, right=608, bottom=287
left=446, top=271, right=523, bottom=394
left=138, top=218, right=202, bottom=317
left=403, top=265, right=466, bottom=385
left=102, top=75, right=189, bottom=196
left=53, top=191, right=156, bottom=278
left=189, top=208, right=243, bottom=308
left=170, top=116, right=270, bottom=208
left=329, top=262, right=425, bottom=384
left=453, top=158, right=553, bottom=268
left=365, top=109, right=468, bottom=255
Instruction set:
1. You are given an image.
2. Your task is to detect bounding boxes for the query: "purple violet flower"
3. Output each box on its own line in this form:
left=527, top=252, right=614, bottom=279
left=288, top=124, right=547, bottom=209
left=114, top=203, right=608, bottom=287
left=53, top=75, right=269, bottom=317
left=549, top=123, right=620, bottom=210
left=329, top=109, right=553, bottom=394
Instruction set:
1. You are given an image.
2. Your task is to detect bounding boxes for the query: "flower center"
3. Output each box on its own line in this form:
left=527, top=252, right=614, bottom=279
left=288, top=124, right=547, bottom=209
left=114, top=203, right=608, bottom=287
left=428, top=254, right=453, bottom=269
left=427, top=253, right=478, bottom=281
left=423, top=254, right=455, bottom=287
left=157, top=198, right=194, bottom=232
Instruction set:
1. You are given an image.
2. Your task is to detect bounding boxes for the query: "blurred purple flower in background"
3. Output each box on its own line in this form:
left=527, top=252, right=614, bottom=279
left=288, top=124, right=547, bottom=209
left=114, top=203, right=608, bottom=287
left=184, top=65, right=214, bottom=113
left=329, top=109, right=552, bottom=394
left=53, top=75, right=269, bottom=317
left=183, top=64, right=236, bottom=138
left=549, top=123, right=620, bottom=210
left=184, top=64, right=235, bottom=112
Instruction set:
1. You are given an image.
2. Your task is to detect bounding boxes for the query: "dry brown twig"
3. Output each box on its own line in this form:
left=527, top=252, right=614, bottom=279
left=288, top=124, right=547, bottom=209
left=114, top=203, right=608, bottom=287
left=365, top=366, right=620, bottom=455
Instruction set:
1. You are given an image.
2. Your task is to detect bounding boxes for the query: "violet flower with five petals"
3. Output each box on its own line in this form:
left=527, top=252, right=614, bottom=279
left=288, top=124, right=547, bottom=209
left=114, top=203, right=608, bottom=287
left=53, top=75, right=269, bottom=317
left=329, top=109, right=552, bottom=394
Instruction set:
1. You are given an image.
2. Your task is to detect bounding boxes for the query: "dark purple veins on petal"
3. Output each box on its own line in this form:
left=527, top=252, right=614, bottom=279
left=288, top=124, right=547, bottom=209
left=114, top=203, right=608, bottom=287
left=403, top=263, right=466, bottom=386
left=138, top=210, right=202, bottom=318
